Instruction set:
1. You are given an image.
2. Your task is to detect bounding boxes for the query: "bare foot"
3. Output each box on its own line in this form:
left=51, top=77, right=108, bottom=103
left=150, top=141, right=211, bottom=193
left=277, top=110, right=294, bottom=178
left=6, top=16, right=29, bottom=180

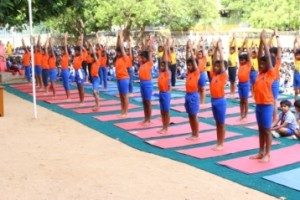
left=185, top=136, right=199, bottom=141
left=212, top=145, right=223, bottom=151
left=92, top=106, right=99, bottom=112
left=157, top=129, right=168, bottom=134
left=259, top=155, right=270, bottom=163
left=249, top=153, right=264, bottom=160
left=119, top=114, right=127, bottom=119
left=65, top=98, right=72, bottom=102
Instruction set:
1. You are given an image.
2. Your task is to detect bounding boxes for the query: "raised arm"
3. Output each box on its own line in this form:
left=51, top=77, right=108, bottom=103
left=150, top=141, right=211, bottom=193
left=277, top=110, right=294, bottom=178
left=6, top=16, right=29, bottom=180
left=128, top=36, right=132, bottom=58
left=217, top=39, right=225, bottom=71
left=243, top=36, right=251, bottom=61
left=186, top=40, right=197, bottom=69
left=79, top=33, right=83, bottom=55
left=64, top=33, right=68, bottom=55
left=274, top=29, right=282, bottom=59
left=118, top=31, right=126, bottom=56
left=49, top=37, right=55, bottom=58
left=148, top=35, right=154, bottom=62
left=261, top=30, right=273, bottom=70
left=268, top=30, right=275, bottom=47
left=230, top=33, right=237, bottom=52
left=21, top=39, right=28, bottom=52
left=88, top=41, right=97, bottom=61
left=36, top=35, right=41, bottom=47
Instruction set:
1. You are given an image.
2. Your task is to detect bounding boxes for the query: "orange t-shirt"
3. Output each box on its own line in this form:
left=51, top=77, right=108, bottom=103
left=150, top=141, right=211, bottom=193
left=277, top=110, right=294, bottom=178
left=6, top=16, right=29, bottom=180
left=90, top=60, right=100, bottom=77
left=115, top=56, right=129, bottom=80
left=273, top=58, right=281, bottom=80
left=139, top=61, right=153, bottom=81
left=23, top=52, right=31, bottom=66
left=238, top=62, right=251, bottom=82
left=48, top=56, right=56, bottom=69
left=126, top=55, right=133, bottom=68
left=198, top=57, right=207, bottom=73
left=73, top=55, right=83, bottom=70
left=253, top=69, right=276, bottom=104
left=41, top=54, right=49, bottom=69
left=186, top=69, right=200, bottom=93
left=61, top=54, right=69, bottom=69
left=210, top=71, right=228, bottom=98
left=99, top=55, right=107, bottom=68
left=158, top=71, right=170, bottom=92
left=86, top=53, right=93, bottom=64
left=82, top=48, right=88, bottom=62
left=34, top=51, right=42, bottom=65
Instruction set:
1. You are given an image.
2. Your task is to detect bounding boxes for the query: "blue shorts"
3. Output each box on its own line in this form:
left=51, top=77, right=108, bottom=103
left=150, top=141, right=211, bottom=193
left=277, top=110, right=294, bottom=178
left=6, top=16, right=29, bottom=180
left=49, top=69, right=57, bottom=82
left=92, top=76, right=100, bottom=91
left=75, top=69, right=85, bottom=85
left=24, top=66, right=31, bottom=81
left=185, top=92, right=199, bottom=115
left=228, top=67, right=237, bottom=83
left=42, top=69, right=49, bottom=87
left=285, top=128, right=295, bottom=136
left=159, top=92, right=171, bottom=112
left=117, top=79, right=129, bottom=95
left=250, top=70, right=258, bottom=85
left=256, top=104, right=274, bottom=129
left=140, top=80, right=153, bottom=101
left=198, top=72, right=207, bottom=88
left=211, top=97, right=226, bottom=124
left=35, top=65, right=42, bottom=76
left=61, top=69, right=70, bottom=91
left=272, top=80, right=280, bottom=100
left=294, top=71, right=300, bottom=89
left=238, top=81, right=250, bottom=99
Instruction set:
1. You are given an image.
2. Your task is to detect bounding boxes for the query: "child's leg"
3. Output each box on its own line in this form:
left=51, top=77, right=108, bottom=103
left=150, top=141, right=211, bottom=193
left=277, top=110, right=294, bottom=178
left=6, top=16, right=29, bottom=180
left=198, top=72, right=207, bottom=104
left=250, top=126, right=266, bottom=159
left=102, top=67, right=108, bottom=89
left=276, top=127, right=295, bottom=137
left=211, top=98, right=226, bottom=149
left=261, top=127, right=272, bottom=162
left=213, top=122, right=225, bottom=150
left=244, top=99, right=249, bottom=118
left=144, top=100, right=152, bottom=123
left=187, top=114, right=199, bottom=139
left=50, top=81, right=56, bottom=97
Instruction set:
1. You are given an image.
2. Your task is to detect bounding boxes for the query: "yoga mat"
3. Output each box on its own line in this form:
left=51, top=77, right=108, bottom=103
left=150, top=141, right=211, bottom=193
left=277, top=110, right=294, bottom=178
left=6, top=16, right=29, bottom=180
left=147, top=131, right=240, bottom=149
left=38, top=93, right=93, bottom=101
left=94, top=109, right=161, bottom=122
left=178, top=137, right=279, bottom=159
left=17, top=86, right=65, bottom=93
left=58, top=99, right=120, bottom=109
left=132, top=93, right=184, bottom=102
left=263, top=168, right=300, bottom=191
left=218, top=144, right=300, bottom=174
left=198, top=106, right=253, bottom=118
left=115, top=116, right=188, bottom=131
left=226, top=113, right=256, bottom=126
left=44, top=96, right=97, bottom=104
left=246, top=124, right=258, bottom=130
left=130, top=123, right=215, bottom=139
left=73, top=104, right=139, bottom=114
left=171, top=103, right=212, bottom=113
left=31, top=90, right=78, bottom=97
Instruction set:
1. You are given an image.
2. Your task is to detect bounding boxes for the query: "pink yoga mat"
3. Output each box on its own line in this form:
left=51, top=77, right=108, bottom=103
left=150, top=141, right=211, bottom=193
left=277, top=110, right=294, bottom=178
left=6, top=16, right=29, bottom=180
left=218, top=144, right=300, bottom=174
left=58, top=99, right=119, bottom=109
left=115, top=116, right=188, bottom=131
left=147, top=131, right=240, bottom=149
left=94, top=109, right=161, bottom=122
left=198, top=106, right=253, bottom=118
left=30, top=90, right=77, bottom=97
left=44, top=96, right=97, bottom=104
left=152, top=98, right=186, bottom=106
left=130, top=123, right=215, bottom=139
left=178, top=136, right=279, bottom=159
left=226, top=113, right=256, bottom=126
left=171, top=103, right=212, bottom=113
left=38, top=93, right=93, bottom=101
left=73, top=104, right=139, bottom=114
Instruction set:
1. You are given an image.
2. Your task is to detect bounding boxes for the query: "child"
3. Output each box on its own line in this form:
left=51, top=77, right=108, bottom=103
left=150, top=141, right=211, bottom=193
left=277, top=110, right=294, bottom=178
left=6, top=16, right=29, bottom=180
left=210, top=39, right=228, bottom=151
left=228, top=34, right=238, bottom=98
left=250, top=44, right=258, bottom=96
left=48, top=37, right=57, bottom=97
left=271, top=100, right=298, bottom=139
left=21, top=39, right=31, bottom=82
left=138, top=35, right=154, bottom=126
left=88, top=41, right=101, bottom=111
left=34, top=36, right=43, bottom=90
left=197, top=38, right=207, bottom=104
left=185, top=40, right=200, bottom=140
left=269, top=29, right=282, bottom=121
left=61, top=33, right=71, bottom=100
left=73, top=34, right=85, bottom=104
left=41, top=38, right=49, bottom=94
left=115, top=31, right=130, bottom=118
left=126, top=37, right=134, bottom=95
left=238, top=37, right=252, bottom=120
left=157, top=39, right=171, bottom=134
left=251, top=30, right=276, bottom=163
left=293, top=36, right=300, bottom=100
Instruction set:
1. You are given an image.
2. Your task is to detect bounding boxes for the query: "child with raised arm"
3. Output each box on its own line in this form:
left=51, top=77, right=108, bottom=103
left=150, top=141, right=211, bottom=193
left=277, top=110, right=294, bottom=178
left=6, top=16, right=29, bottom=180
left=238, top=36, right=252, bottom=120
left=73, top=34, right=85, bottom=104
left=115, top=31, right=130, bottom=118
left=210, top=39, right=228, bottom=151
left=61, top=33, right=71, bottom=100
left=41, top=38, right=49, bottom=94
left=250, top=42, right=258, bottom=96
left=48, top=37, right=57, bottom=97
left=293, top=36, right=300, bottom=100
left=21, top=39, right=31, bottom=82
left=138, top=35, right=154, bottom=126
left=228, top=34, right=238, bottom=98
left=157, top=39, right=171, bottom=134
left=197, top=37, right=208, bottom=104
left=185, top=40, right=200, bottom=140
left=34, top=36, right=43, bottom=89
left=251, top=30, right=276, bottom=163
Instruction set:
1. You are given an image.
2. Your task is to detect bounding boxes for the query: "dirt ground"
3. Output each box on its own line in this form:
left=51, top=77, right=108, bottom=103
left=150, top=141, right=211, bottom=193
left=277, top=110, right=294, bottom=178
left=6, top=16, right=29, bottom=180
left=0, top=91, right=277, bottom=200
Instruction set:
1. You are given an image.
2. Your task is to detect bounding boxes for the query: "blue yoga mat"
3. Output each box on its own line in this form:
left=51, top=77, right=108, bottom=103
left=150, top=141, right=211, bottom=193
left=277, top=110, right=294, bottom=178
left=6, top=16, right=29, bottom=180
left=264, top=168, right=300, bottom=191
left=132, top=93, right=184, bottom=102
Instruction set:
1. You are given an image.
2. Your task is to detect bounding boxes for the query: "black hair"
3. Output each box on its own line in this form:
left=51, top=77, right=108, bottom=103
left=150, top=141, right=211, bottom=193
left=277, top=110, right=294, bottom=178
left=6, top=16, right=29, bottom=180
left=260, top=55, right=276, bottom=67
left=269, top=47, right=278, bottom=56
left=239, top=53, right=248, bottom=61
left=115, top=47, right=121, bottom=53
left=280, top=99, right=292, bottom=108
left=74, top=46, right=81, bottom=52
left=295, top=48, right=300, bottom=56
left=139, top=51, right=149, bottom=60
left=294, top=99, right=300, bottom=108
